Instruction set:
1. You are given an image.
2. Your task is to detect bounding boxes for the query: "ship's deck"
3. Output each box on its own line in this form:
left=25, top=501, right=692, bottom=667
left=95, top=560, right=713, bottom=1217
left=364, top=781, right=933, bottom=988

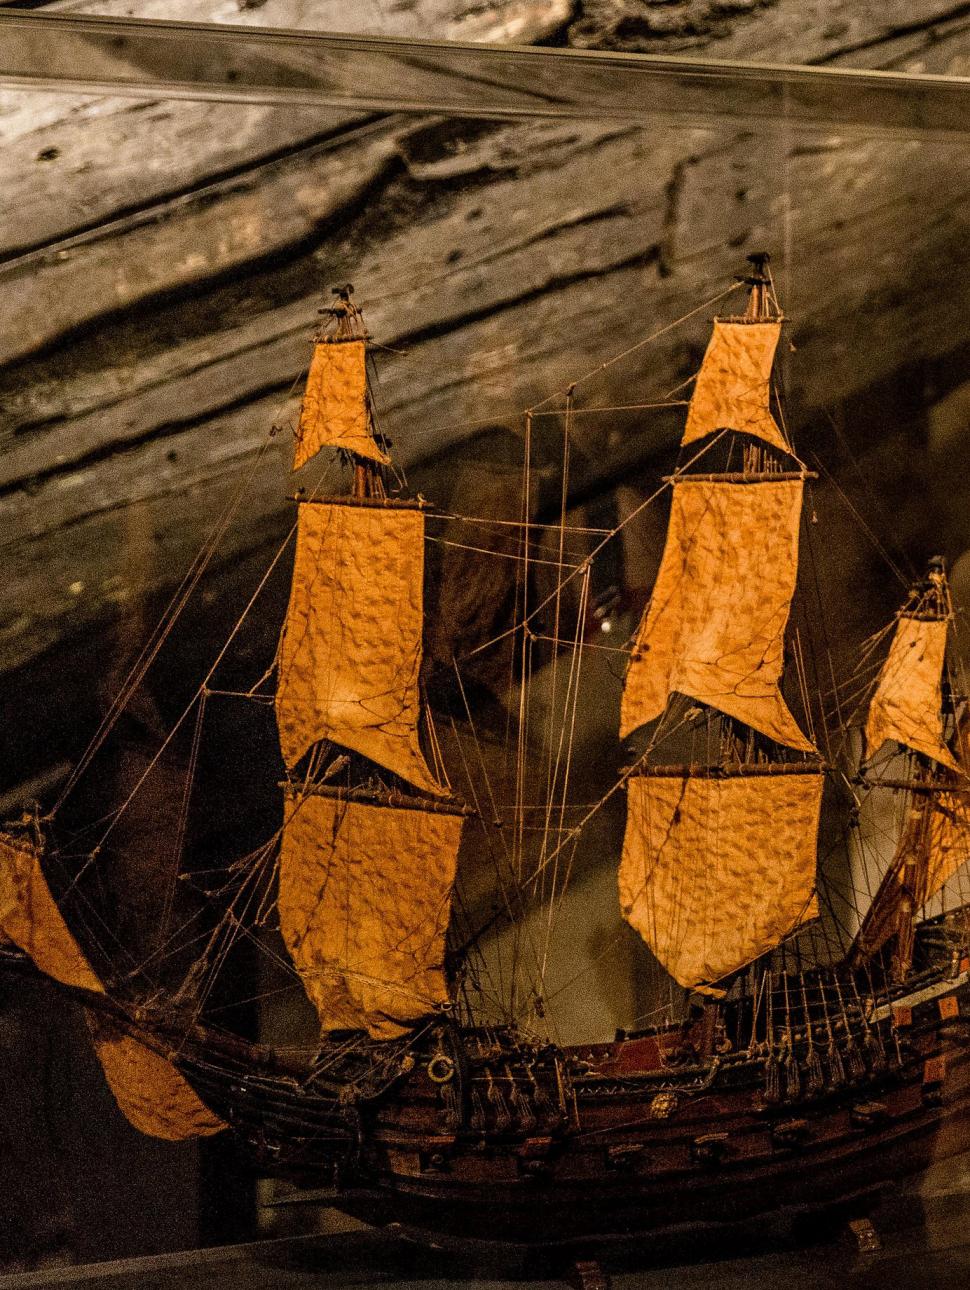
left=1, top=1152, right=968, bottom=1290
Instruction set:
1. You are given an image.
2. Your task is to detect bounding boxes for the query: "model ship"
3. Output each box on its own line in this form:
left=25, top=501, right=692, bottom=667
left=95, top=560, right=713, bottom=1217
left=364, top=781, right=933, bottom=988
left=1, top=257, right=969, bottom=1256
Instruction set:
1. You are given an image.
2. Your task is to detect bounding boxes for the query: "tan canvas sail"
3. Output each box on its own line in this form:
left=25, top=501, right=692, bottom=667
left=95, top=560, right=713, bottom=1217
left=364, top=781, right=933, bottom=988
left=855, top=786, right=970, bottom=959
left=619, top=771, right=823, bottom=991
left=294, top=339, right=390, bottom=470
left=0, top=833, right=103, bottom=994
left=276, top=501, right=444, bottom=796
left=278, top=791, right=463, bottom=1040
left=88, top=1015, right=225, bottom=1141
left=865, top=615, right=960, bottom=772
left=620, top=479, right=815, bottom=752
left=682, top=320, right=789, bottom=452
left=924, top=788, right=970, bottom=903
left=0, top=833, right=224, bottom=1140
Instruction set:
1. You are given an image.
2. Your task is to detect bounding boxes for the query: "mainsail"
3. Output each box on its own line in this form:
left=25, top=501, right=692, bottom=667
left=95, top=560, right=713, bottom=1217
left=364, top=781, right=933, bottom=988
left=278, top=790, right=464, bottom=1040
left=276, top=289, right=463, bottom=1039
left=619, top=258, right=822, bottom=993
left=620, top=768, right=822, bottom=991
left=0, top=832, right=225, bottom=1141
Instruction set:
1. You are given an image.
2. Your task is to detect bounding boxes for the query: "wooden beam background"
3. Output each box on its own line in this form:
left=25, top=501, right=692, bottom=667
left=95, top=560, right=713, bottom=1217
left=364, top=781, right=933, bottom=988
left=3, top=4, right=970, bottom=722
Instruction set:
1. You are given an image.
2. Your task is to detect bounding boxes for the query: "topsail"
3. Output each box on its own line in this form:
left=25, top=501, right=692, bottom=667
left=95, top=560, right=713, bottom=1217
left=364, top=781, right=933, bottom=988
left=276, top=499, right=444, bottom=796
left=620, top=477, right=815, bottom=752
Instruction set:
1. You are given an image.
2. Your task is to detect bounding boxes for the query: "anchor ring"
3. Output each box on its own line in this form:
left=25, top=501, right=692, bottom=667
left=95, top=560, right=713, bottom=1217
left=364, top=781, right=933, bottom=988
left=427, top=1054, right=456, bottom=1084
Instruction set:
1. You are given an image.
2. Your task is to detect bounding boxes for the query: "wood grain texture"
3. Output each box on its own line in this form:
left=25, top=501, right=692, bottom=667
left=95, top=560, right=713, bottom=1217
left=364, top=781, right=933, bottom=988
left=570, top=0, right=970, bottom=61
left=2, top=0, right=970, bottom=768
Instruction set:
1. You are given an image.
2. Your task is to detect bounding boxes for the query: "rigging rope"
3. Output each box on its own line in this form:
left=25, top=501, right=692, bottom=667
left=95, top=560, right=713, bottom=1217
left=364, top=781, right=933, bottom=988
left=462, top=426, right=733, bottom=661
left=527, top=282, right=742, bottom=413
left=37, top=263, right=946, bottom=1044
left=48, top=351, right=313, bottom=818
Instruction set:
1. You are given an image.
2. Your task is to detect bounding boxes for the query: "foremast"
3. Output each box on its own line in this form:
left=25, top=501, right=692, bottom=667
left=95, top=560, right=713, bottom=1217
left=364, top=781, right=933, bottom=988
left=0, top=821, right=226, bottom=1140
left=852, top=558, right=970, bottom=978
left=618, top=255, right=825, bottom=996
left=276, top=288, right=466, bottom=1042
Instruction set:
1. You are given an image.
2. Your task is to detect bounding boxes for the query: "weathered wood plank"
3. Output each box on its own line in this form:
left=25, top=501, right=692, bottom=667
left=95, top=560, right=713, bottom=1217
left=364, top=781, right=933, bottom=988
left=570, top=0, right=970, bottom=63
left=46, top=0, right=574, bottom=44
left=0, top=117, right=640, bottom=422
left=0, top=98, right=362, bottom=259
left=0, top=120, right=663, bottom=474
left=5, top=111, right=967, bottom=452
left=0, top=0, right=572, bottom=256
left=5, top=119, right=969, bottom=486
left=0, top=116, right=408, bottom=366
left=4, top=115, right=970, bottom=677
left=4, top=1, right=970, bottom=691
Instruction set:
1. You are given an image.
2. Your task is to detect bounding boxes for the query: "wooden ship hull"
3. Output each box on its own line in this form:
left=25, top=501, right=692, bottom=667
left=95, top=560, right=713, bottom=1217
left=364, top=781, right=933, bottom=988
left=90, top=918, right=963, bottom=1251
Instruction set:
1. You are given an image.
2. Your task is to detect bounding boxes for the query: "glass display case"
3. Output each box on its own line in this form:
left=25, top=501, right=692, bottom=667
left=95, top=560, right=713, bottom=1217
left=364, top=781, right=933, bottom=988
left=2, top=7, right=970, bottom=1284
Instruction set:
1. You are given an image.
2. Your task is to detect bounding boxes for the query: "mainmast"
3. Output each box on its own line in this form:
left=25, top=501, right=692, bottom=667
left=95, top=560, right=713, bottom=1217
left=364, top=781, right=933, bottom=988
left=852, top=559, right=969, bottom=977
left=618, top=255, right=825, bottom=995
left=275, top=289, right=465, bottom=1041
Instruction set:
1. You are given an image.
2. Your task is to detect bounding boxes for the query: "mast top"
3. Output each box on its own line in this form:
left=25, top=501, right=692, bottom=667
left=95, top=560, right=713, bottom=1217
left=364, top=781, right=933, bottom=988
left=743, top=251, right=771, bottom=282
left=317, top=283, right=368, bottom=342
left=734, top=251, right=778, bottom=322
left=906, top=556, right=951, bottom=620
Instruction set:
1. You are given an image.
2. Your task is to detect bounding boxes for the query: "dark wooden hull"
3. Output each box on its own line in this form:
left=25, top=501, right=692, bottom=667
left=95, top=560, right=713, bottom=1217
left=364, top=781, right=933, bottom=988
left=351, top=988, right=970, bottom=1246
left=179, top=948, right=970, bottom=1251
left=350, top=1070, right=970, bottom=1250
